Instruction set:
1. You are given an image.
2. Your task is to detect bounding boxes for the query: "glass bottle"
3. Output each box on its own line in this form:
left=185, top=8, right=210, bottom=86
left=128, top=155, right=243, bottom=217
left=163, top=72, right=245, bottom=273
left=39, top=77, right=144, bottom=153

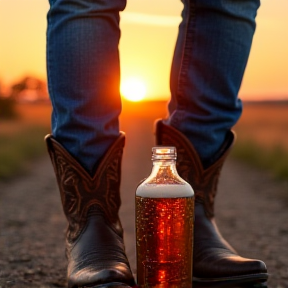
left=136, top=146, right=194, bottom=287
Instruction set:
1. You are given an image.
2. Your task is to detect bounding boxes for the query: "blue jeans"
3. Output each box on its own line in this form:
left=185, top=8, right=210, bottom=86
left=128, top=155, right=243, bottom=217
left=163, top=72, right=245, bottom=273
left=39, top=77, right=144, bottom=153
left=47, top=0, right=260, bottom=174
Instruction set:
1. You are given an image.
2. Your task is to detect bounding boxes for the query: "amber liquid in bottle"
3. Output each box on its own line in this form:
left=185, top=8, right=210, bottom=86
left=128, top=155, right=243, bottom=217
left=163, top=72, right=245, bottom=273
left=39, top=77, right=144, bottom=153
left=136, top=147, right=194, bottom=288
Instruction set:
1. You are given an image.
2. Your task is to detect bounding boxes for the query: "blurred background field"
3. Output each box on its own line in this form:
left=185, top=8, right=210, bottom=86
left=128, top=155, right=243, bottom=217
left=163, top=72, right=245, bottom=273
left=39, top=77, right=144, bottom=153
left=232, top=101, right=288, bottom=181
left=0, top=103, right=51, bottom=179
left=0, top=100, right=287, bottom=182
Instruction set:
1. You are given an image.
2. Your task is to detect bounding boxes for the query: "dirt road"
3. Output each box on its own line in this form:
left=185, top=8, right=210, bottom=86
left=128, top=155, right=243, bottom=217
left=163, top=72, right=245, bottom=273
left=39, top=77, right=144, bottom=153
left=0, top=103, right=287, bottom=287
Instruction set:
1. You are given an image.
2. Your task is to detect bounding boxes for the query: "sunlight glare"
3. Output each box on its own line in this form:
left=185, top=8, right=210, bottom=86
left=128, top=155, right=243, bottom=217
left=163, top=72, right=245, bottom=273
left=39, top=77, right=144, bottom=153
left=120, top=77, right=147, bottom=102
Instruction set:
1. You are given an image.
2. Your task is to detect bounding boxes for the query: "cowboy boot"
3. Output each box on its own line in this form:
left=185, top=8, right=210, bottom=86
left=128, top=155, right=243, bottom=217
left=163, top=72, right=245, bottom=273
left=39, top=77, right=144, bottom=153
left=45, top=132, right=136, bottom=288
left=155, top=120, right=268, bottom=284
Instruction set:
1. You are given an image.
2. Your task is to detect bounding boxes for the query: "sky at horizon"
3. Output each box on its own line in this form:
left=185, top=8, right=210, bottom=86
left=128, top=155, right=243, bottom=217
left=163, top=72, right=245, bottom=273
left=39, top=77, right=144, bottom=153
left=0, top=0, right=287, bottom=101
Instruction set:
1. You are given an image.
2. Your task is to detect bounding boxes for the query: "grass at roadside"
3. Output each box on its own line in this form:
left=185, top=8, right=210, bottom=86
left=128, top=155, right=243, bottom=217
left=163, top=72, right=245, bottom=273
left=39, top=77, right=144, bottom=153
left=0, top=125, right=49, bottom=180
left=231, top=141, right=288, bottom=181
left=231, top=101, right=288, bottom=182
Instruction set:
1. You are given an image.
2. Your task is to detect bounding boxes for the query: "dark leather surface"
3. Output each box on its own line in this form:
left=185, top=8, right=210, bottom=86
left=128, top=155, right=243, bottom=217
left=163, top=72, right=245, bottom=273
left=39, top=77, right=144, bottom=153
left=46, top=133, right=135, bottom=288
left=155, top=120, right=268, bottom=282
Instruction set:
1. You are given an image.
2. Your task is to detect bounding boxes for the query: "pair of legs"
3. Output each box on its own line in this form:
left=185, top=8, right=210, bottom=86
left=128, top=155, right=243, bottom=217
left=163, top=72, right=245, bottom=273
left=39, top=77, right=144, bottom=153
left=47, top=0, right=258, bottom=172
left=46, top=0, right=268, bottom=287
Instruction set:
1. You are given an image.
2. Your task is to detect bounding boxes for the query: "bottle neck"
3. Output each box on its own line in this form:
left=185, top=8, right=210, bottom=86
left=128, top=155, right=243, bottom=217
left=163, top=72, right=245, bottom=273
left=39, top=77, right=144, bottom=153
left=148, top=159, right=182, bottom=185
left=152, top=159, right=176, bottom=167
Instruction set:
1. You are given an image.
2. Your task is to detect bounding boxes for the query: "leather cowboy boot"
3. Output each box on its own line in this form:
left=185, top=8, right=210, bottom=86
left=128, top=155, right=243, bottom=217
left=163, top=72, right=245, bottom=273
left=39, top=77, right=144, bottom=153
left=155, top=120, right=268, bottom=284
left=45, top=132, right=136, bottom=288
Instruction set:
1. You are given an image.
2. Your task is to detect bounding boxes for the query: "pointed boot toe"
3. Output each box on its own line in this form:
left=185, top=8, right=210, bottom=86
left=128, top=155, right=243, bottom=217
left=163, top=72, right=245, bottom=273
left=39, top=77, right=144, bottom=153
left=67, top=213, right=135, bottom=288
left=193, top=250, right=268, bottom=282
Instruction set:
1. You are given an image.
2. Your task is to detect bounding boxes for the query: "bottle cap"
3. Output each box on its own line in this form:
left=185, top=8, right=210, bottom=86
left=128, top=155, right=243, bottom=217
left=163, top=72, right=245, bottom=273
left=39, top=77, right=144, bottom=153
left=152, top=146, right=177, bottom=160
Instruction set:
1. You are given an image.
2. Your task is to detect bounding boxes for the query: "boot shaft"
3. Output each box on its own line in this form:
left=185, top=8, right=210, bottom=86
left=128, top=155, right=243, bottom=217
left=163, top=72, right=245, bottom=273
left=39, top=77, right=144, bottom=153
left=45, top=133, right=125, bottom=242
left=155, top=120, right=235, bottom=218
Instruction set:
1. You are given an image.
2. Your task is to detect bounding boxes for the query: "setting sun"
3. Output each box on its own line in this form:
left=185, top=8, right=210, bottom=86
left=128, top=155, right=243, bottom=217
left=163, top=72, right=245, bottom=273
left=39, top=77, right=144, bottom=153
left=120, top=77, right=147, bottom=102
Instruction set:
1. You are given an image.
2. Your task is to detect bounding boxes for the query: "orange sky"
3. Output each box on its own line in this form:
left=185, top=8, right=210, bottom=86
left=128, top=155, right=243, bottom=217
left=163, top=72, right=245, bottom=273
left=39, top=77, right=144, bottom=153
left=0, top=0, right=287, bottom=101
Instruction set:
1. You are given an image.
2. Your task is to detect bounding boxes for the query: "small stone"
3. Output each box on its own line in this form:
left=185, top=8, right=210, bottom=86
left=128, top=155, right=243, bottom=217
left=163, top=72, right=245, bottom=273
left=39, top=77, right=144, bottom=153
left=24, top=269, right=35, bottom=276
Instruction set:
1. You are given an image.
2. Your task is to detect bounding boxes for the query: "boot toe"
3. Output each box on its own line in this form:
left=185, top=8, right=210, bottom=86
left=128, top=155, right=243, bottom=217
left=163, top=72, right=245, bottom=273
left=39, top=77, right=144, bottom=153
left=69, top=264, right=135, bottom=287
left=194, top=252, right=268, bottom=282
left=67, top=215, right=135, bottom=288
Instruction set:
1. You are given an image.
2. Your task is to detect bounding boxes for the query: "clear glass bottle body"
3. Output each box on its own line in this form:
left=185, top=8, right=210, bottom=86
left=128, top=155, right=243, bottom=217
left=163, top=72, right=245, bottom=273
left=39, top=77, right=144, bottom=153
left=136, top=147, right=194, bottom=288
